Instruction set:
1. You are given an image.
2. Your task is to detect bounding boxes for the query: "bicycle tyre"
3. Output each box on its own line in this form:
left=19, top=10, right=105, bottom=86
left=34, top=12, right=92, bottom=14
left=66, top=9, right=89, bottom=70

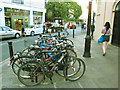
left=21, top=47, right=29, bottom=56
left=64, top=39, right=74, bottom=46
left=21, top=47, right=36, bottom=56
left=56, top=49, right=77, bottom=76
left=56, top=55, right=80, bottom=77
left=64, top=58, right=86, bottom=81
left=18, top=62, right=45, bottom=86
left=12, top=56, right=37, bottom=75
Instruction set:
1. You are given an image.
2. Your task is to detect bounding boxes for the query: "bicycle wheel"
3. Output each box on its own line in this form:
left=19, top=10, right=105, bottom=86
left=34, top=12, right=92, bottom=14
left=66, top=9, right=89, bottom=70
left=64, top=39, right=74, bottom=46
left=66, top=49, right=77, bottom=57
left=12, top=56, right=36, bottom=75
left=21, top=47, right=36, bottom=56
left=21, top=47, right=29, bottom=56
left=56, top=56, right=80, bottom=77
left=64, top=58, right=86, bottom=81
left=18, top=62, right=45, bottom=86
left=56, top=49, right=77, bottom=76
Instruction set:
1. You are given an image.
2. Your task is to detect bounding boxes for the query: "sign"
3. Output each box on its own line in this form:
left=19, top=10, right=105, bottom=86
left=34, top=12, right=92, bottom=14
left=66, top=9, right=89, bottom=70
left=0, top=8, right=2, bottom=11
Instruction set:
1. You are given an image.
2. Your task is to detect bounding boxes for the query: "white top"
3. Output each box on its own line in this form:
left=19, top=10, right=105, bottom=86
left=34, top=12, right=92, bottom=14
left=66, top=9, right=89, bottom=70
left=64, top=23, right=68, bottom=29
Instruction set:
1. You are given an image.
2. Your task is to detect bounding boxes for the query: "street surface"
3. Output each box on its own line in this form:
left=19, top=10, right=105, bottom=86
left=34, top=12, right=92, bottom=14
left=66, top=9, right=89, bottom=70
left=0, top=25, right=118, bottom=89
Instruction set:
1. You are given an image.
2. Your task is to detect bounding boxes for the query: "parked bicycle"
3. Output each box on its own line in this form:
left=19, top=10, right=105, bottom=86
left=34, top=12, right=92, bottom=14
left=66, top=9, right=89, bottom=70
left=9, top=34, right=86, bottom=86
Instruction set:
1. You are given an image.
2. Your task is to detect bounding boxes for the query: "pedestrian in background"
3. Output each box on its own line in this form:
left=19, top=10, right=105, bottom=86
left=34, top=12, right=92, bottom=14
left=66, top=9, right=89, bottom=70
left=101, top=22, right=112, bottom=56
left=81, top=22, right=84, bottom=32
left=21, top=22, right=25, bottom=37
left=63, top=22, right=69, bottom=35
left=91, top=24, right=95, bottom=39
left=46, top=22, right=52, bottom=33
left=43, top=22, right=46, bottom=34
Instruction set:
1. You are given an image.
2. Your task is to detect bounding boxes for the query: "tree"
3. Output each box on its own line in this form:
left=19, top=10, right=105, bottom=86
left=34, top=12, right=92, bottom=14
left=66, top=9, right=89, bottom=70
left=45, top=0, right=82, bottom=22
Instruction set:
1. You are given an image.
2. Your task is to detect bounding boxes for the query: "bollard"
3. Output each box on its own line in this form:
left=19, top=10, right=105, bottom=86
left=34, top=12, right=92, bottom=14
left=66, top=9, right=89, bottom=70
left=8, top=42, right=14, bottom=59
left=73, top=29, right=74, bottom=38
left=58, top=31, right=60, bottom=37
left=65, top=58, right=68, bottom=81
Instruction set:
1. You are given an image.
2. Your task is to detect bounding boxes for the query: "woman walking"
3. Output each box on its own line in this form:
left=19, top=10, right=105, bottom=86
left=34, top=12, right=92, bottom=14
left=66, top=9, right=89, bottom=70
left=63, top=22, right=69, bottom=35
left=43, top=22, right=46, bottom=34
left=101, top=22, right=112, bottom=56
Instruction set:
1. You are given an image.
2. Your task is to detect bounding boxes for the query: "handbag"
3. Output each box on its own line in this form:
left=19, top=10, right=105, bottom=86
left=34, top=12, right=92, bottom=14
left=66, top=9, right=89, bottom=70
left=98, top=36, right=104, bottom=44
left=98, top=29, right=108, bottom=44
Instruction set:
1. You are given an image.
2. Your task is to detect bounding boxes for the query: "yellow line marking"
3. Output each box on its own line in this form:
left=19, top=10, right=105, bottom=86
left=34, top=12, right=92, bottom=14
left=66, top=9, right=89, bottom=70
left=0, top=58, right=10, bottom=64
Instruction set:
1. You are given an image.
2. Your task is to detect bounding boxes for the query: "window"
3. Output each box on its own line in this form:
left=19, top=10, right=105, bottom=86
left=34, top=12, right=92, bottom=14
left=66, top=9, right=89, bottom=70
left=2, top=27, right=10, bottom=31
left=97, top=0, right=101, bottom=15
left=0, top=27, right=3, bottom=31
left=12, top=0, right=24, bottom=4
left=115, top=1, right=120, bottom=11
left=98, top=0, right=101, bottom=14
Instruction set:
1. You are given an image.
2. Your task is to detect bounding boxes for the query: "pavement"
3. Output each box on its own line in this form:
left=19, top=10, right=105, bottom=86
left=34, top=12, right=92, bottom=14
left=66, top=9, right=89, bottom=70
left=1, top=26, right=118, bottom=89
left=68, top=27, right=118, bottom=88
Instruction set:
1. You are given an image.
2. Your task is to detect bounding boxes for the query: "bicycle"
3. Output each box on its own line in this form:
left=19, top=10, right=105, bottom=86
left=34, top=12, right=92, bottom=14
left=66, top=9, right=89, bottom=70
left=17, top=48, right=83, bottom=86
left=11, top=43, right=77, bottom=75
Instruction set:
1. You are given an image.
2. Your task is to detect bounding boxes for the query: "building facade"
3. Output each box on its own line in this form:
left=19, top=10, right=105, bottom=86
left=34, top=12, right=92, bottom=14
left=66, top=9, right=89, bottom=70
left=0, top=0, right=46, bottom=30
left=94, top=0, right=120, bottom=47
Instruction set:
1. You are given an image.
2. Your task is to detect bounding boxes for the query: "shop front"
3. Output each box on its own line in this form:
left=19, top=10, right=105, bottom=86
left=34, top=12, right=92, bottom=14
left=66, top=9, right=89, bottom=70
left=4, top=7, right=29, bottom=31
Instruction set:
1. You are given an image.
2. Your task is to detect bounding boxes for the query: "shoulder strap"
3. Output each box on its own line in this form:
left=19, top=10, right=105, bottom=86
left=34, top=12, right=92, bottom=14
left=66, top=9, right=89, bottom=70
left=103, top=30, right=107, bottom=36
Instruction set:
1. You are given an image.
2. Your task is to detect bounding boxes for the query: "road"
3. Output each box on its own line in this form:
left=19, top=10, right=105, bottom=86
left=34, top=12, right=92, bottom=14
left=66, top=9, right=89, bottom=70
left=0, top=35, right=39, bottom=62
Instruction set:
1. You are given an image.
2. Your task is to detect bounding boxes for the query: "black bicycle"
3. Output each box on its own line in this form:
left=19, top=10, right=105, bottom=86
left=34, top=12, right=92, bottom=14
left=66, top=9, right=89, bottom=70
left=17, top=49, right=85, bottom=86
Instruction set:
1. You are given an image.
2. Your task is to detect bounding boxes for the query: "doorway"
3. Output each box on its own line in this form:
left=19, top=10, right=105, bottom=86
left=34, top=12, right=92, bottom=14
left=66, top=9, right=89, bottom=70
left=14, top=19, right=23, bottom=31
left=11, top=15, right=25, bottom=30
left=112, top=1, right=120, bottom=47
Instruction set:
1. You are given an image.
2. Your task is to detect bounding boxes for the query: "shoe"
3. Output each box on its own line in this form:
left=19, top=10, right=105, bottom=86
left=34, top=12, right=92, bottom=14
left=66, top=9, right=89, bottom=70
left=103, top=53, right=106, bottom=56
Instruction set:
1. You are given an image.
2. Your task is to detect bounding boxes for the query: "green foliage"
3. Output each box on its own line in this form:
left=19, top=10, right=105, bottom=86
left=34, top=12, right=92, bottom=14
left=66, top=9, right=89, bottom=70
left=78, top=19, right=84, bottom=22
left=45, top=0, right=82, bottom=22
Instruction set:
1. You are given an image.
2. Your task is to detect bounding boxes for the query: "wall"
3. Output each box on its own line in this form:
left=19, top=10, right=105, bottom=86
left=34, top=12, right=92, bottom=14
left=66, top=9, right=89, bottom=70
left=94, top=0, right=117, bottom=44
left=24, top=0, right=45, bottom=9
left=0, top=0, right=12, bottom=3
left=0, top=0, right=45, bottom=9
left=94, top=1, right=106, bottom=41
left=31, top=0, right=44, bottom=8
left=0, top=3, right=5, bottom=26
